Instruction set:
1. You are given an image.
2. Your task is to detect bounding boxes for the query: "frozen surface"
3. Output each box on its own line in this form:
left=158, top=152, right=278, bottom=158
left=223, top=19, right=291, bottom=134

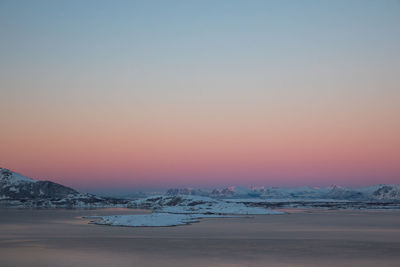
left=88, top=213, right=237, bottom=227
left=90, top=195, right=283, bottom=227
left=93, top=195, right=283, bottom=227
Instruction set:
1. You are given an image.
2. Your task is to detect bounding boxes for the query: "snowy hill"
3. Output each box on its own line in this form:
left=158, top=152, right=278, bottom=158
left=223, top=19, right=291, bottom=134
left=324, top=185, right=365, bottom=200
left=0, top=168, right=128, bottom=207
left=0, top=168, right=78, bottom=199
left=127, top=195, right=282, bottom=215
left=369, top=185, right=400, bottom=201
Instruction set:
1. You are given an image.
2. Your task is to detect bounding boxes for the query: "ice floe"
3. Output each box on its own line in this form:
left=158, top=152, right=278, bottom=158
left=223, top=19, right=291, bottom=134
left=87, top=213, right=238, bottom=227
left=87, top=195, right=284, bottom=227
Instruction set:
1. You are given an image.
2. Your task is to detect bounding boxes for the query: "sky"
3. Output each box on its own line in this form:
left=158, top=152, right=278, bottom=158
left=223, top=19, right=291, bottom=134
left=1, top=0, right=399, bottom=193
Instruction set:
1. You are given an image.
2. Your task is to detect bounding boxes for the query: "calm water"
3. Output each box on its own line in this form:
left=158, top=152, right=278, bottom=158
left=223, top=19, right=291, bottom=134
left=1, top=208, right=400, bottom=266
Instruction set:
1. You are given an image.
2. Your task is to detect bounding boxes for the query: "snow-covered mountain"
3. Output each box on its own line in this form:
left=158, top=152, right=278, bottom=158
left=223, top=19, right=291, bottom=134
left=0, top=168, right=128, bottom=207
left=165, top=188, right=209, bottom=197
left=127, top=194, right=282, bottom=215
left=165, top=184, right=400, bottom=201
left=260, top=186, right=329, bottom=199
left=369, top=185, right=400, bottom=201
left=2, top=167, right=399, bottom=210
left=0, top=168, right=78, bottom=199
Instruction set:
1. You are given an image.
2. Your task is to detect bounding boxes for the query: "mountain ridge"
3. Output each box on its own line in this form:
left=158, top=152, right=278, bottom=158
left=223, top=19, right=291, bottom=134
left=1, top=168, right=399, bottom=208
left=0, top=168, right=128, bottom=207
left=165, top=184, right=400, bottom=201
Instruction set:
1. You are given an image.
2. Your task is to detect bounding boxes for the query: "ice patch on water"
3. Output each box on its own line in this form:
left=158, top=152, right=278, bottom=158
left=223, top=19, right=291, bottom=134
left=87, top=213, right=238, bottom=227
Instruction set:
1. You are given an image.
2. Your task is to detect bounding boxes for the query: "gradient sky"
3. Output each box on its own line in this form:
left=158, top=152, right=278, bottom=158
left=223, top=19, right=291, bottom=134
left=1, top=0, right=399, bottom=193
